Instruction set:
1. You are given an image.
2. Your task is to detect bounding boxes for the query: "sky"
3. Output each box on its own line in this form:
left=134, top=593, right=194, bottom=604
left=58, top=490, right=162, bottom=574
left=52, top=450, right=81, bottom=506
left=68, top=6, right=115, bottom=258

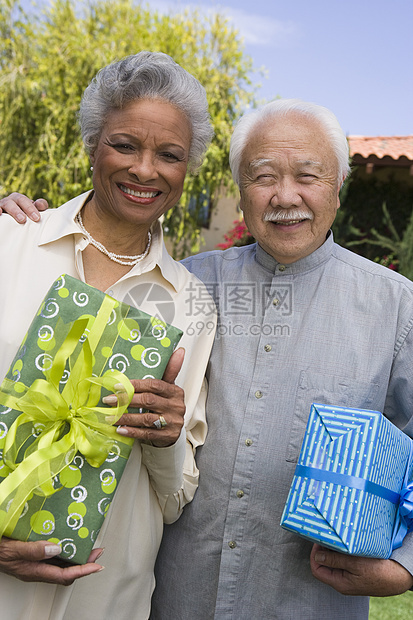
left=152, top=0, right=413, bottom=137
left=18, top=0, right=413, bottom=136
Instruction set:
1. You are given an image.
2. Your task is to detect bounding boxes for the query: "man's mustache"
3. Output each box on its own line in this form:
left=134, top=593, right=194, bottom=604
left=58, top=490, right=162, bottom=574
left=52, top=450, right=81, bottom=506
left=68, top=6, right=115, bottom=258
left=263, top=209, right=314, bottom=222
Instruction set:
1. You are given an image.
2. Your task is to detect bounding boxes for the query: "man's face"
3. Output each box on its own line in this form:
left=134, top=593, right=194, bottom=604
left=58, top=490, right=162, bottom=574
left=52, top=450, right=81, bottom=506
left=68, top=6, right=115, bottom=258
left=239, top=113, right=342, bottom=264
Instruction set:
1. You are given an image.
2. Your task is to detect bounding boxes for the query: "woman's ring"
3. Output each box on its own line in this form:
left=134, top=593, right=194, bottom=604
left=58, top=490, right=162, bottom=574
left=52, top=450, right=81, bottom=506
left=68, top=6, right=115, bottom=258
left=153, top=415, right=167, bottom=430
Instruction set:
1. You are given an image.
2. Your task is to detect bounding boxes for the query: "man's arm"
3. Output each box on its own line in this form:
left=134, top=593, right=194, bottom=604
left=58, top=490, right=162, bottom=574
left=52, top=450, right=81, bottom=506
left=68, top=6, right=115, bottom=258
left=0, top=193, right=48, bottom=223
left=310, top=543, right=413, bottom=596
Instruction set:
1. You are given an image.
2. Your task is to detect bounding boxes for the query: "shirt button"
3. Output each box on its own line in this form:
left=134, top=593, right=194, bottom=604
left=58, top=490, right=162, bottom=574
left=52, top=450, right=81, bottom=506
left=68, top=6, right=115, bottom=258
left=108, top=289, right=114, bottom=296
left=255, top=390, right=263, bottom=399
left=245, top=438, right=253, bottom=446
left=278, top=264, right=286, bottom=272
left=236, top=490, right=245, bottom=498
left=264, top=344, right=272, bottom=352
left=272, top=298, right=279, bottom=306
left=228, top=541, right=237, bottom=549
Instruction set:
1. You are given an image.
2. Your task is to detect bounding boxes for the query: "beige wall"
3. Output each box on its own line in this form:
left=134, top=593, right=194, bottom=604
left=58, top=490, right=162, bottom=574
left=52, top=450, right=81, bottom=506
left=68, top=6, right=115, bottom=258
left=352, top=165, right=413, bottom=185
left=164, top=191, right=241, bottom=257
left=199, top=192, right=240, bottom=252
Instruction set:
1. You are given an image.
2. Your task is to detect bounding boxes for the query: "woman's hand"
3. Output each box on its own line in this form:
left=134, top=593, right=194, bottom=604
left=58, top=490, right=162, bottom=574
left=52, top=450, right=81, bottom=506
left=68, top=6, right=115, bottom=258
left=0, top=193, right=48, bottom=223
left=0, top=538, right=103, bottom=585
left=107, top=348, right=186, bottom=447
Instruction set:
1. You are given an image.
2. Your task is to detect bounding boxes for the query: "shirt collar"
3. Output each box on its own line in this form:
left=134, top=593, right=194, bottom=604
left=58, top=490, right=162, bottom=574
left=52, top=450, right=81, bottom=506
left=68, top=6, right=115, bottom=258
left=255, top=231, right=334, bottom=275
left=38, top=190, right=92, bottom=245
left=38, top=189, right=181, bottom=292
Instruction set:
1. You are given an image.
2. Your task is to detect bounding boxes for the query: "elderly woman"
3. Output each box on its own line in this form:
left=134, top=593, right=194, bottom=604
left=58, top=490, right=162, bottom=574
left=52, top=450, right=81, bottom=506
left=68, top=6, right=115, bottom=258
left=0, top=51, right=216, bottom=619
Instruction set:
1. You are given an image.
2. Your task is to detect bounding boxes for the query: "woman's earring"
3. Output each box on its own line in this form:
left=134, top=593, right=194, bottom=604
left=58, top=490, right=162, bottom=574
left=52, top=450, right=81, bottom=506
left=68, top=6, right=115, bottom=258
left=90, top=166, right=93, bottom=171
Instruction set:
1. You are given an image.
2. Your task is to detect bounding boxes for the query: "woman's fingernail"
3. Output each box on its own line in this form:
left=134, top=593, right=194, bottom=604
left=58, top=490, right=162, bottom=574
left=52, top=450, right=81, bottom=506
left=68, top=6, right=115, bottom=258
left=114, top=383, right=126, bottom=392
left=102, top=395, right=117, bottom=405
left=314, top=552, right=325, bottom=563
left=45, top=544, right=62, bottom=557
left=116, top=426, right=129, bottom=436
left=16, top=213, right=26, bottom=223
left=30, top=211, right=40, bottom=222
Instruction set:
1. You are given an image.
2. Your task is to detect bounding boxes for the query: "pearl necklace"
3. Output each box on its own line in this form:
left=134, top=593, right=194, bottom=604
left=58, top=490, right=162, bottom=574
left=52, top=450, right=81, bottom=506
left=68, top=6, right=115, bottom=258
left=76, top=211, right=152, bottom=266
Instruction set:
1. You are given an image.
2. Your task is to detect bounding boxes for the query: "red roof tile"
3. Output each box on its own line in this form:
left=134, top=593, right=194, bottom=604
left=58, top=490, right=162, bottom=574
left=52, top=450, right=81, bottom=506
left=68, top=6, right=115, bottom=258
left=348, top=136, right=413, bottom=161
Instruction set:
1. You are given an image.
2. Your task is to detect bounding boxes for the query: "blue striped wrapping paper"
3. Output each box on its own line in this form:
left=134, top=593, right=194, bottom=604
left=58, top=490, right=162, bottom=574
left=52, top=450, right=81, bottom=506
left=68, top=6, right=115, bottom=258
left=280, top=403, right=413, bottom=558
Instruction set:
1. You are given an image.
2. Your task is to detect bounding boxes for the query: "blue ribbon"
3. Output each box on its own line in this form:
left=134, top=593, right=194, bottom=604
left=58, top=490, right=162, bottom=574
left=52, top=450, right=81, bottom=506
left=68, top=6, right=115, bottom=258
left=392, top=443, right=413, bottom=550
left=295, top=449, right=413, bottom=551
left=295, top=465, right=400, bottom=504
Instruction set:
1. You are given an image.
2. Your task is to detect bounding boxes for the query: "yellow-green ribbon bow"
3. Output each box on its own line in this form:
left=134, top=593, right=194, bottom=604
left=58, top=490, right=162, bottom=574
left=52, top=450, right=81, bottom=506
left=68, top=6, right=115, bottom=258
left=0, top=296, right=134, bottom=538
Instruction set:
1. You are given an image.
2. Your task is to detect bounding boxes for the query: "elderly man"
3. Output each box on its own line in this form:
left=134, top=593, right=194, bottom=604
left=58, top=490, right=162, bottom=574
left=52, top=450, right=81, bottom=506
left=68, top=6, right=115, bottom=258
left=3, top=99, right=413, bottom=619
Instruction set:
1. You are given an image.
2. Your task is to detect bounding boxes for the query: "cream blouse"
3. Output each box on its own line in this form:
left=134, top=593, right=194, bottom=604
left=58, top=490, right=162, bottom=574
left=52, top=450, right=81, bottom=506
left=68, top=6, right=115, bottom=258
left=0, top=191, right=216, bottom=620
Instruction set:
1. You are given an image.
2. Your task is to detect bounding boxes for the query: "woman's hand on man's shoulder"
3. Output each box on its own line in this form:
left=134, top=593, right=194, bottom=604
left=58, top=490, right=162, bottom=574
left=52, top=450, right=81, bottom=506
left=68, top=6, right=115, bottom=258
left=0, top=193, right=49, bottom=224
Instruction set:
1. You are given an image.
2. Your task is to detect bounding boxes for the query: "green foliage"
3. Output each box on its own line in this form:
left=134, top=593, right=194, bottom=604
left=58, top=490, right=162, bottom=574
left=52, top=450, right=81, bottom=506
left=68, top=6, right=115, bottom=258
left=337, top=202, right=413, bottom=280
left=332, top=173, right=413, bottom=264
left=0, top=0, right=258, bottom=255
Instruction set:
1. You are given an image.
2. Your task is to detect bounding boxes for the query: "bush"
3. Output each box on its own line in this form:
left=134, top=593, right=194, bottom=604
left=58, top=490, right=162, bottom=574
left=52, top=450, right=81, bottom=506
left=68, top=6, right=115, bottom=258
left=216, top=219, right=255, bottom=249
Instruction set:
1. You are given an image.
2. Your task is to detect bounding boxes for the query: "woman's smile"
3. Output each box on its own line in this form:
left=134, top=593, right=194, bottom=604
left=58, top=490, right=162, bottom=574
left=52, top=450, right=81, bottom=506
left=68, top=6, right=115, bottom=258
left=118, top=182, right=162, bottom=203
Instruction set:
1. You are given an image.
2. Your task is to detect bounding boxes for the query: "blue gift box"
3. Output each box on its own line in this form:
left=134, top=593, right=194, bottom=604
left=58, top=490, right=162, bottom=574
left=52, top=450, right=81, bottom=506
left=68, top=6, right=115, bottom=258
left=280, top=403, right=413, bottom=558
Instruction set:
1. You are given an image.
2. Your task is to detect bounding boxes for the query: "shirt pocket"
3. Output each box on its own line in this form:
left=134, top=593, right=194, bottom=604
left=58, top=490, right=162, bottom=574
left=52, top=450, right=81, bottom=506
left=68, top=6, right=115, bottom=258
left=285, top=370, right=380, bottom=463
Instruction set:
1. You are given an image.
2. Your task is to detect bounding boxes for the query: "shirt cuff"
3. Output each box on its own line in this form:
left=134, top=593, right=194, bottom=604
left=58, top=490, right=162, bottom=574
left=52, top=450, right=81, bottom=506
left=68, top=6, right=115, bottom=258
left=141, top=427, right=186, bottom=496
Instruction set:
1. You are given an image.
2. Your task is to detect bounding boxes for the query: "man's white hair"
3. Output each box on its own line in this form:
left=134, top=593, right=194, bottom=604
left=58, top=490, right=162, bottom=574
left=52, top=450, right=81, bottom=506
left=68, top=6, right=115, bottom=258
left=229, top=98, right=351, bottom=187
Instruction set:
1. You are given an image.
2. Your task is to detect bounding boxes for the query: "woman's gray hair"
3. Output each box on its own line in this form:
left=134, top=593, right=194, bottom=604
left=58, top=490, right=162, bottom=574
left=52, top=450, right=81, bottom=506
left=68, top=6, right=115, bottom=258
left=79, top=51, right=213, bottom=172
left=229, top=98, right=351, bottom=187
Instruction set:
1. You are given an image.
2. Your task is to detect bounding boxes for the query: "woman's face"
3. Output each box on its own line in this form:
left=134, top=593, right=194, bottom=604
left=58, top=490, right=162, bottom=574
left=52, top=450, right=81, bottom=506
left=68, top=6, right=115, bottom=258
left=90, top=98, right=192, bottom=228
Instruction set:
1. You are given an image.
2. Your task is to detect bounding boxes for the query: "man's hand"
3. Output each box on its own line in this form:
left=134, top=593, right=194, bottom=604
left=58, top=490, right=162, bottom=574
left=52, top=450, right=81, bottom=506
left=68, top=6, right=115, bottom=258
left=310, top=543, right=413, bottom=596
left=0, top=538, right=103, bottom=585
left=107, top=348, right=186, bottom=447
left=0, top=193, right=49, bottom=223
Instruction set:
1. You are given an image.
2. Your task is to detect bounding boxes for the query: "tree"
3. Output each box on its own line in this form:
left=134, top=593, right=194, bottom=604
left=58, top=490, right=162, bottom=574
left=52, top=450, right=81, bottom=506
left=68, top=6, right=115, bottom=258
left=0, top=0, right=258, bottom=255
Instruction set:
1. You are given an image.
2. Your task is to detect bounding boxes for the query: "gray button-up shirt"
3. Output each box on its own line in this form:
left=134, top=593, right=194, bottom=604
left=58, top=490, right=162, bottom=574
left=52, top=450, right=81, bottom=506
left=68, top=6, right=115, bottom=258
left=152, top=234, right=413, bottom=620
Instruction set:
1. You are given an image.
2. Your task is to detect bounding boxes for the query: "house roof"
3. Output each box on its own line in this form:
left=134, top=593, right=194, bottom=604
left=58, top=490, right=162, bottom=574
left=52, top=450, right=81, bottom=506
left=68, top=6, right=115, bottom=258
left=348, top=135, right=413, bottom=162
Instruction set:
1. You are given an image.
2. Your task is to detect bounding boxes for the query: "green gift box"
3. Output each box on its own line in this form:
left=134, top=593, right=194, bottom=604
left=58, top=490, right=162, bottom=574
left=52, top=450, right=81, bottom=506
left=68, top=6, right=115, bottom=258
left=0, top=274, right=182, bottom=564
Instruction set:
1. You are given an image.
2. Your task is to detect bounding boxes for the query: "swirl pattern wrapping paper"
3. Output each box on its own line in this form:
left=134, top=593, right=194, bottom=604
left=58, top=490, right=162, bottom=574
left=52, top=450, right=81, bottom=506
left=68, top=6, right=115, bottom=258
left=0, top=274, right=182, bottom=564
